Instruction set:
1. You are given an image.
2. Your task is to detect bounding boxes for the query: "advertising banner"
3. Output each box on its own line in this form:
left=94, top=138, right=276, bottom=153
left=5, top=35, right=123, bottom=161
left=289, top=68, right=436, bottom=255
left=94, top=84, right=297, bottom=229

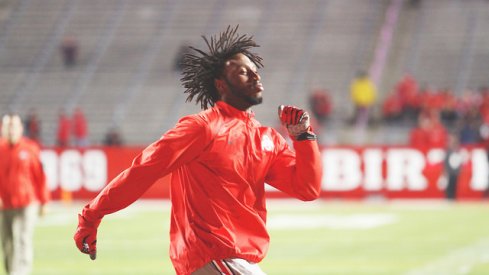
left=41, top=146, right=489, bottom=200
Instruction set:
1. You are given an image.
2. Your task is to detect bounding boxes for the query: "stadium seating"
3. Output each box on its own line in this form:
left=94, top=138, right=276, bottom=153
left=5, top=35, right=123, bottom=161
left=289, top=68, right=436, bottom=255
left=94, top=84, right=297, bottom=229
left=0, top=0, right=488, bottom=145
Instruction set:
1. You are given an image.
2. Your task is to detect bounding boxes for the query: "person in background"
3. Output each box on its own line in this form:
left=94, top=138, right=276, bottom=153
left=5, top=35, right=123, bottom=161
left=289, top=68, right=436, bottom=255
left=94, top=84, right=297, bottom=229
left=73, top=25, right=322, bottom=275
left=24, top=108, right=41, bottom=144
left=0, top=114, right=50, bottom=275
left=409, top=114, right=430, bottom=151
left=458, top=112, right=481, bottom=145
left=72, top=107, right=88, bottom=147
left=382, top=89, right=403, bottom=124
left=408, top=110, right=448, bottom=151
left=60, top=36, right=79, bottom=68
left=56, top=109, right=71, bottom=147
left=424, top=110, right=448, bottom=149
left=350, top=70, right=377, bottom=127
left=309, top=88, right=332, bottom=125
left=439, top=88, right=458, bottom=127
left=395, top=73, right=419, bottom=123
left=480, top=113, right=489, bottom=198
left=443, top=134, right=464, bottom=200
left=478, top=86, right=489, bottom=120
left=103, top=126, right=123, bottom=146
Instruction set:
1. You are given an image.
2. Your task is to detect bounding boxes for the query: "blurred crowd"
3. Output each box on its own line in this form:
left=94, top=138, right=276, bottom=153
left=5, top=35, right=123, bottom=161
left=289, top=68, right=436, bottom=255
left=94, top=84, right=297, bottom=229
left=24, top=107, right=123, bottom=148
left=383, top=74, right=489, bottom=149
left=305, top=73, right=489, bottom=201
left=11, top=71, right=489, bottom=150
left=23, top=107, right=90, bottom=147
left=22, top=107, right=122, bottom=147
left=307, top=72, right=489, bottom=150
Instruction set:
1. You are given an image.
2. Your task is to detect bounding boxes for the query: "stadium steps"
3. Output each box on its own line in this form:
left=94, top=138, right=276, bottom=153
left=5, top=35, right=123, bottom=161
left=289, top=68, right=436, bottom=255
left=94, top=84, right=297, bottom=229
left=1, top=0, right=489, bottom=146
left=384, top=0, right=489, bottom=95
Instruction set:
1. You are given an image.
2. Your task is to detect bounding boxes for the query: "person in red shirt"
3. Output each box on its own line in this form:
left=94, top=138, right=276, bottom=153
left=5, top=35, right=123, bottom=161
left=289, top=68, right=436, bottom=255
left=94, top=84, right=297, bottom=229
left=434, top=87, right=456, bottom=126
left=479, top=87, right=489, bottom=120
left=72, top=107, right=88, bottom=147
left=382, top=90, right=403, bottom=123
left=0, top=114, right=49, bottom=275
left=395, top=73, right=419, bottom=121
left=74, top=26, right=323, bottom=275
left=425, top=110, right=448, bottom=148
left=309, top=89, right=332, bottom=124
left=56, top=109, right=71, bottom=147
left=409, top=114, right=430, bottom=151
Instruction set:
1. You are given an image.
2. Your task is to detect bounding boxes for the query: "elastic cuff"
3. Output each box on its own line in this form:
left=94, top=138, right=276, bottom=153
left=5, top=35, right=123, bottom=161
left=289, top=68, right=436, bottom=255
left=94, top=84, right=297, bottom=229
left=296, top=131, right=317, bottom=141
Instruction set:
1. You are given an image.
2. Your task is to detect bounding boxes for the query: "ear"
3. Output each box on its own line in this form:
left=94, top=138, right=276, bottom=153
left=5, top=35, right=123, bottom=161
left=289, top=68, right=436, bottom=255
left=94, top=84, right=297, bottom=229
left=215, top=78, right=226, bottom=96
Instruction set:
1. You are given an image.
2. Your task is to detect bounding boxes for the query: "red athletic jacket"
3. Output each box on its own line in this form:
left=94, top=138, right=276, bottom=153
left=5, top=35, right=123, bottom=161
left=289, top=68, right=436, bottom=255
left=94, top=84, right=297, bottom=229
left=0, top=137, right=49, bottom=209
left=81, top=101, right=323, bottom=274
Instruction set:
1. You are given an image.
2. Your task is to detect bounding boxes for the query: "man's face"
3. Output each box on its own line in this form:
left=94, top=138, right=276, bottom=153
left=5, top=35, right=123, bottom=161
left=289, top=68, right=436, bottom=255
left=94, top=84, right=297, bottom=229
left=1, top=115, right=23, bottom=144
left=218, top=53, right=264, bottom=110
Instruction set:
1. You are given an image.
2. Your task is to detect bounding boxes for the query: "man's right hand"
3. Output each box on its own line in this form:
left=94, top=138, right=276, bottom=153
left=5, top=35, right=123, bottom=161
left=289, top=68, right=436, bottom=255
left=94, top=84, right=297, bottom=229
left=74, top=214, right=101, bottom=260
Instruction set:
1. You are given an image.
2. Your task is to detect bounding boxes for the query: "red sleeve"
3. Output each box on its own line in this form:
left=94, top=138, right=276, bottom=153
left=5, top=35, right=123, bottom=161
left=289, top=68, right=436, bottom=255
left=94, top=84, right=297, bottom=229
left=28, top=141, right=50, bottom=205
left=0, top=142, right=5, bottom=207
left=83, top=115, right=211, bottom=222
left=33, top=149, right=49, bottom=205
left=265, top=139, right=323, bottom=201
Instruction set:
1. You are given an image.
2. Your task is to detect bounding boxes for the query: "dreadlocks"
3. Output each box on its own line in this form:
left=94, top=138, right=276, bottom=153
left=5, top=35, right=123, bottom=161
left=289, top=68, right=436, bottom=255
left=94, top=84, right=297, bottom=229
left=180, top=25, right=263, bottom=110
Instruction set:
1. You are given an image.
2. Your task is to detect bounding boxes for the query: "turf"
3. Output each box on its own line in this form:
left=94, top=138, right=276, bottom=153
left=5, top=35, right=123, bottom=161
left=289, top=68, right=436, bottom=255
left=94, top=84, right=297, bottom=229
left=3, top=200, right=488, bottom=275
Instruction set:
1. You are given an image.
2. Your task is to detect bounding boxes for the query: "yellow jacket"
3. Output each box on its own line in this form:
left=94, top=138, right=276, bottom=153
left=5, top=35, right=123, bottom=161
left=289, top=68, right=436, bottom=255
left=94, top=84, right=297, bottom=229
left=351, top=77, right=377, bottom=107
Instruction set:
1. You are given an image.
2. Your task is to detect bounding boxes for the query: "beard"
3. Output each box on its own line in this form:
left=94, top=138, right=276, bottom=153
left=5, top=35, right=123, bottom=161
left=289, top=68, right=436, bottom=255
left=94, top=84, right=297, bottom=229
left=241, top=93, right=263, bottom=105
left=225, top=78, right=263, bottom=106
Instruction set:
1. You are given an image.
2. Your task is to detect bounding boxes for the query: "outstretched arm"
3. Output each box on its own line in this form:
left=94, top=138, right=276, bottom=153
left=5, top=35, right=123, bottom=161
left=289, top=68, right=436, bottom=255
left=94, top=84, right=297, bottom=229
left=74, top=116, right=211, bottom=260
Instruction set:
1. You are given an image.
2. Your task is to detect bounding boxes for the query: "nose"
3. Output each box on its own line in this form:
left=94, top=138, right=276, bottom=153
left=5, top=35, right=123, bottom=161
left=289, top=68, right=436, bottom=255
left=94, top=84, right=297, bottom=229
left=250, top=70, right=260, bottom=81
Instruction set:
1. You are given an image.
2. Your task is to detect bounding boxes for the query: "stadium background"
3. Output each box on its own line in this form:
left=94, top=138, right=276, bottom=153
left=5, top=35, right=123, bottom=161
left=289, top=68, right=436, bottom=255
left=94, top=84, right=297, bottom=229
left=1, top=0, right=489, bottom=274
left=0, top=0, right=488, bottom=146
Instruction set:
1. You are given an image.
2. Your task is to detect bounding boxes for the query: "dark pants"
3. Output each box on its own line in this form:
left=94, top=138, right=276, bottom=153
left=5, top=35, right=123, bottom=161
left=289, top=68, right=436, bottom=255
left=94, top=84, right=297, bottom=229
left=445, top=174, right=459, bottom=200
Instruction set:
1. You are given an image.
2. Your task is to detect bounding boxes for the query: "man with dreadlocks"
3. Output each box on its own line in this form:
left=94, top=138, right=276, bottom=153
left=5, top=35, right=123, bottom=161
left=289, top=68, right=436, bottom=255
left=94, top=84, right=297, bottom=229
left=74, top=25, right=322, bottom=275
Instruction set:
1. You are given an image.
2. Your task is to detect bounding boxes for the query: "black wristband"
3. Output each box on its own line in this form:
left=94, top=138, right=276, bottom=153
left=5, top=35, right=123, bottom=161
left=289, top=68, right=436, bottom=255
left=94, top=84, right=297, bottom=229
left=297, top=131, right=317, bottom=141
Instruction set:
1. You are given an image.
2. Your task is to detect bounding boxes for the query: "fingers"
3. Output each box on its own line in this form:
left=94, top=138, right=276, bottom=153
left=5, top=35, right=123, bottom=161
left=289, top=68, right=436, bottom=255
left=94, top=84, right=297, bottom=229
left=74, top=230, right=86, bottom=252
left=82, top=236, right=97, bottom=260
left=82, top=238, right=90, bottom=253
left=74, top=229, right=97, bottom=260
left=278, top=105, right=307, bottom=125
left=75, top=214, right=101, bottom=261
left=278, top=105, right=284, bottom=118
left=295, top=109, right=306, bottom=124
left=90, top=251, right=97, bottom=260
left=299, top=111, right=309, bottom=124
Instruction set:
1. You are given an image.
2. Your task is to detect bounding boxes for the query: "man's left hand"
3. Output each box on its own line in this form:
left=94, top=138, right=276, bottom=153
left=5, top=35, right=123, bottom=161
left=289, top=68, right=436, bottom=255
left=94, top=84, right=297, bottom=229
left=278, top=105, right=317, bottom=141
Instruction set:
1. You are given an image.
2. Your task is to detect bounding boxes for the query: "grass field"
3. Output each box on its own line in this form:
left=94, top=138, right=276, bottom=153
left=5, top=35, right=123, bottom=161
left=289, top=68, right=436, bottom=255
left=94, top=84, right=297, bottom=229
left=5, top=199, right=489, bottom=275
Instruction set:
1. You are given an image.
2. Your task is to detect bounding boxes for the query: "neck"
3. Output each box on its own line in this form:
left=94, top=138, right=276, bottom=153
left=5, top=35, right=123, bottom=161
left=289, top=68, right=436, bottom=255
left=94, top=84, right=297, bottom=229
left=8, top=137, right=20, bottom=145
left=221, top=98, right=251, bottom=112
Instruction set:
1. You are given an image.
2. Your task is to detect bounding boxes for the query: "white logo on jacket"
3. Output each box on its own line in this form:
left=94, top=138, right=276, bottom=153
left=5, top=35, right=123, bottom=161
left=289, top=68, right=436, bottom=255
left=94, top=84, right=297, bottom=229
left=19, top=150, right=30, bottom=160
left=261, top=135, right=274, bottom=152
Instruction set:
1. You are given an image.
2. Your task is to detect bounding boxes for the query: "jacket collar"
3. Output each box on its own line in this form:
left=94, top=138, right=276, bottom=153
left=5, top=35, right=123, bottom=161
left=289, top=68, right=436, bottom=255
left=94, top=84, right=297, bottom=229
left=215, top=101, right=255, bottom=120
